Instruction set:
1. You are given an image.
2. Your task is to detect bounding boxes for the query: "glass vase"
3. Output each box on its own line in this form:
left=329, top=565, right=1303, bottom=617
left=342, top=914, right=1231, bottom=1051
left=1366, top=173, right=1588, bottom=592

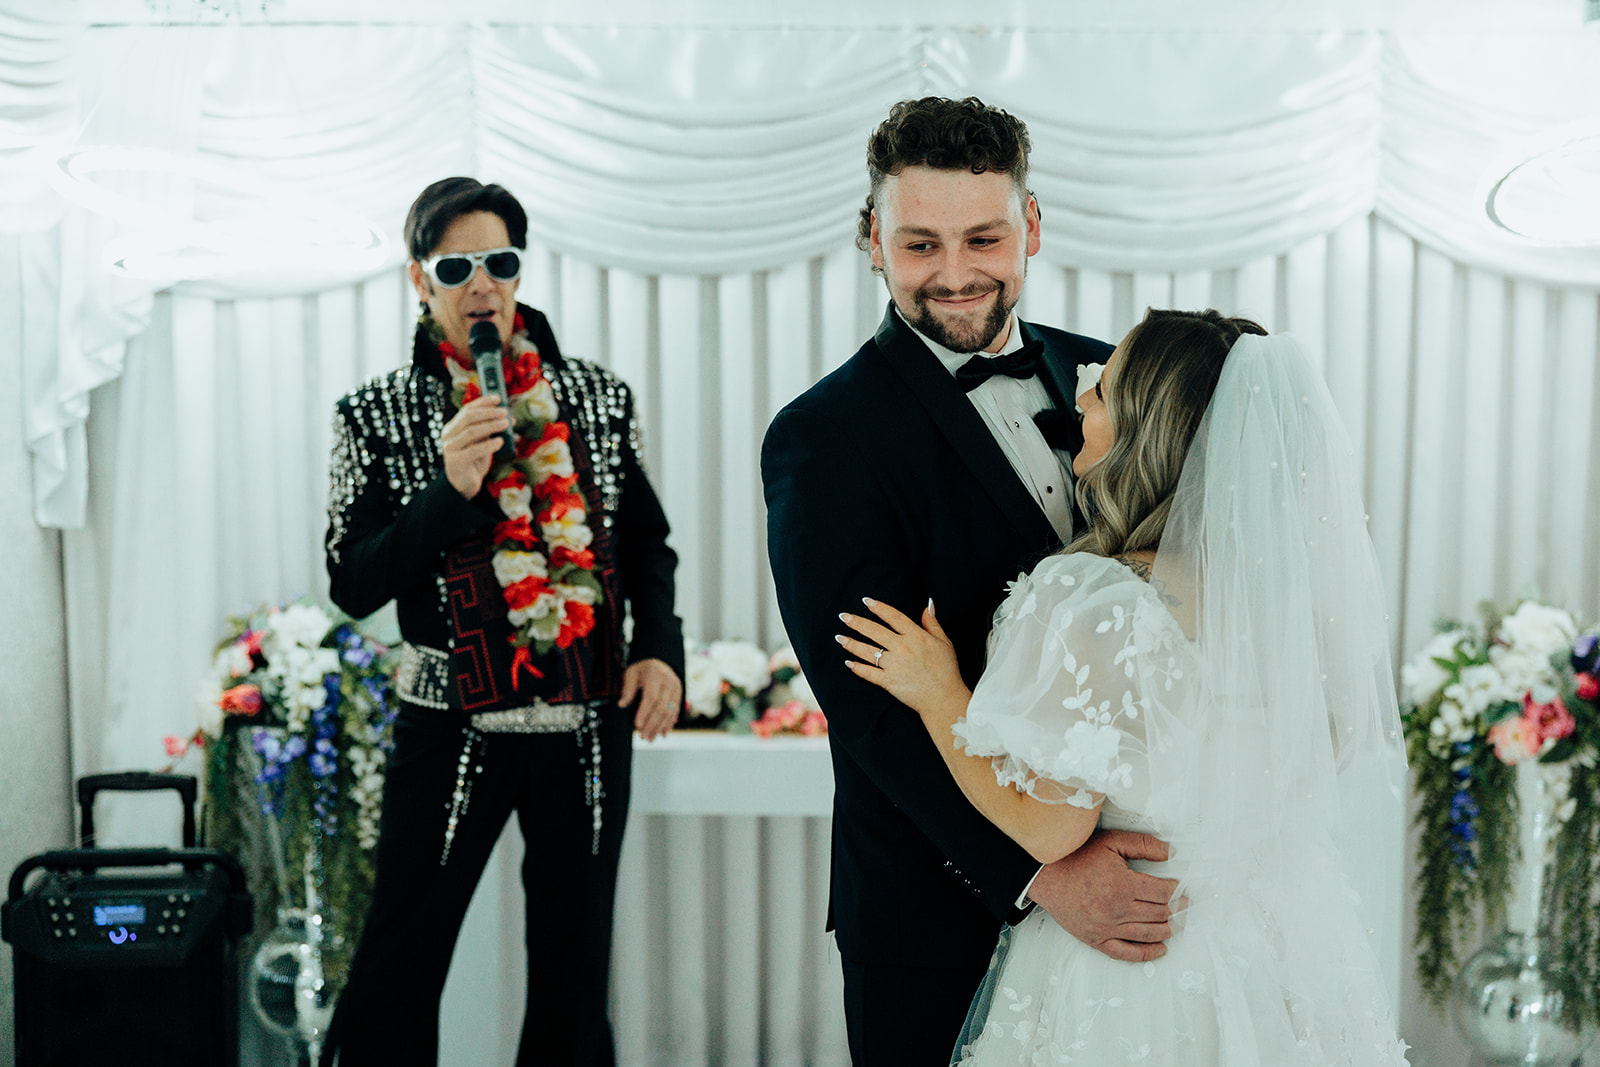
left=248, top=905, right=334, bottom=1065
left=1451, top=760, right=1585, bottom=1065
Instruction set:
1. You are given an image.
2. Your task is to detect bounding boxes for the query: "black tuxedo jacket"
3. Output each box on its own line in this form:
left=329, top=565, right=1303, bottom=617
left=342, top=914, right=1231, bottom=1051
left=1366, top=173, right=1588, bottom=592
left=762, top=304, right=1113, bottom=969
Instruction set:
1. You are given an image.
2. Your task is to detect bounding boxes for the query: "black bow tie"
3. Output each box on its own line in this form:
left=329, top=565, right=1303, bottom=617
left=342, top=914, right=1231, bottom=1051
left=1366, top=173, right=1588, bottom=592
left=953, top=340, right=1045, bottom=392
left=1033, top=407, right=1084, bottom=456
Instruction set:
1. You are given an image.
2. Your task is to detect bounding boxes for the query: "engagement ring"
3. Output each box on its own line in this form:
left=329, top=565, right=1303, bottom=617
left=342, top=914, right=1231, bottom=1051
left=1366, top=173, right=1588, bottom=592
left=874, top=649, right=884, bottom=666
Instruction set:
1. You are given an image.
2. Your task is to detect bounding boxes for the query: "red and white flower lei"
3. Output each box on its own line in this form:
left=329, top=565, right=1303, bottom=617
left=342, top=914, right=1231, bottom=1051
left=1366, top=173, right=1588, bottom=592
left=437, top=312, right=602, bottom=686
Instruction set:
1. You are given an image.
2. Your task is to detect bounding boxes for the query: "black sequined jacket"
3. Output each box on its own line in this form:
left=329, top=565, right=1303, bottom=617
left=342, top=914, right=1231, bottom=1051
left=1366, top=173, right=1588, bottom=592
left=324, top=304, right=685, bottom=699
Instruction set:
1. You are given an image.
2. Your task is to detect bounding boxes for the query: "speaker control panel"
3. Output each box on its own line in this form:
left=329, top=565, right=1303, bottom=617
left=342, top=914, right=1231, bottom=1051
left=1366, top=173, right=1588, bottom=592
left=7, top=871, right=227, bottom=962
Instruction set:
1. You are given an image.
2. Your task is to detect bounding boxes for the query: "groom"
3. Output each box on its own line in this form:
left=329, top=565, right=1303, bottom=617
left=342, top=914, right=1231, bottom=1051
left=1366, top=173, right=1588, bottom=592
left=762, top=97, right=1180, bottom=1062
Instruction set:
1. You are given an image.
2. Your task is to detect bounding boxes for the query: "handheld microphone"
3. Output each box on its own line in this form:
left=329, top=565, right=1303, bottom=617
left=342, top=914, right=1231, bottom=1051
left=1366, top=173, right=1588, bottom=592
left=469, top=320, right=515, bottom=464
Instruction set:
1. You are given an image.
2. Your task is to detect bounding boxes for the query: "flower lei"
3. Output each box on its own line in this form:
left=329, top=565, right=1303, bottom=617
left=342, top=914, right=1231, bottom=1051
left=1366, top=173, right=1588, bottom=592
left=430, top=310, right=603, bottom=686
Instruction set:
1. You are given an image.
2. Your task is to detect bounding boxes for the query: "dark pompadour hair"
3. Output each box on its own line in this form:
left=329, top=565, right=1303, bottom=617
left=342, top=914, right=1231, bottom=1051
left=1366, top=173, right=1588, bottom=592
left=855, top=96, right=1033, bottom=253
left=403, top=177, right=529, bottom=261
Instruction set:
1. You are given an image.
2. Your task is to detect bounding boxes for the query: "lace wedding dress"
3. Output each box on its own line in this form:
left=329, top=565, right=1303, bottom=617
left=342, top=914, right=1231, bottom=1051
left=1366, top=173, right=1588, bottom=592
left=949, top=335, right=1411, bottom=1066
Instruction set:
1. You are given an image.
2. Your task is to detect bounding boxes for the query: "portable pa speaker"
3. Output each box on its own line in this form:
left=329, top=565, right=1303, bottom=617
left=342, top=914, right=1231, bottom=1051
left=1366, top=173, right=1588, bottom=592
left=2, top=773, right=253, bottom=1067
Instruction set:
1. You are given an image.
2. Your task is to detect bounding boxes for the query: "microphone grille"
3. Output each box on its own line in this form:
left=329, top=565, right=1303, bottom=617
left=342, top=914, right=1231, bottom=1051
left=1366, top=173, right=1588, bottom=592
left=468, top=320, right=501, bottom=355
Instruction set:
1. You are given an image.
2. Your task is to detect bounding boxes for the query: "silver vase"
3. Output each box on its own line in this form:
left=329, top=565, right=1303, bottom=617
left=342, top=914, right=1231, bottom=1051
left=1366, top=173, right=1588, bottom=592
left=1451, top=760, right=1587, bottom=1065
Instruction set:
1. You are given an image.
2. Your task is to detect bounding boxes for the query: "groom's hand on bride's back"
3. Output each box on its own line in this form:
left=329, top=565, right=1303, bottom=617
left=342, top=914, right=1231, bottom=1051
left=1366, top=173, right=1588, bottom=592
left=1027, top=829, right=1181, bottom=962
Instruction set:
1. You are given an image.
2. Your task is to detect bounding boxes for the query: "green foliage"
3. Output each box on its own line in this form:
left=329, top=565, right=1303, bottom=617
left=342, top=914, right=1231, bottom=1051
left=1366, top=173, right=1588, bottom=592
left=1552, top=750, right=1600, bottom=1023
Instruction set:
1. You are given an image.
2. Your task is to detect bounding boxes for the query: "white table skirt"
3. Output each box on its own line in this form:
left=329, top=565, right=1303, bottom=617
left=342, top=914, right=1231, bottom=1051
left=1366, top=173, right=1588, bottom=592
left=439, top=732, right=849, bottom=1067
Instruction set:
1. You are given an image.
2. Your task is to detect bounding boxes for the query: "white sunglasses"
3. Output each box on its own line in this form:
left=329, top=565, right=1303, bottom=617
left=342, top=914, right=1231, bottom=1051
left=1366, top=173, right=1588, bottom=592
left=420, top=247, right=523, bottom=289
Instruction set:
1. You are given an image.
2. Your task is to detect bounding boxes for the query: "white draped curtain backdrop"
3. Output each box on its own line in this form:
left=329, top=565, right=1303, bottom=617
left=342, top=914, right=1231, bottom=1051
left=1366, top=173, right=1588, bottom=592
left=5, top=2, right=1599, bottom=1065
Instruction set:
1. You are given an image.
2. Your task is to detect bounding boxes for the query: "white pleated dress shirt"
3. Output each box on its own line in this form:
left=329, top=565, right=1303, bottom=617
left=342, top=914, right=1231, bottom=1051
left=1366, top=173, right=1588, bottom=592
left=903, top=312, right=1076, bottom=544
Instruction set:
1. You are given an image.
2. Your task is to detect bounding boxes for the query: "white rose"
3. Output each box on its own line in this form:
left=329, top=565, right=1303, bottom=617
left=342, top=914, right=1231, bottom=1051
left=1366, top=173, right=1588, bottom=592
left=268, top=603, right=332, bottom=650
left=269, top=645, right=310, bottom=686
left=196, top=682, right=225, bottom=737
left=1489, top=645, right=1554, bottom=696
left=530, top=438, right=575, bottom=480
left=497, top=483, right=533, bottom=520
left=708, top=641, right=772, bottom=695
left=214, top=643, right=253, bottom=680
left=521, top=380, right=560, bottom=423
left=553, top=581, right=599, bottom=606
left=493, top=550, right=548, bottom=586
left=1400, top=629, right=1469, bottom=706
left=1445, top=662, right=1515, bottom=718
left=768, top=645, right=802, bottom=674
left=685, top=656, right=724, bottom=717
left=1499, top=602, right=1577, bottom=660
left=508, top=591, right=560, bottom=628
left=543, top=511, right=593, bottom=551
left=312, top=647, right=340, bottom=681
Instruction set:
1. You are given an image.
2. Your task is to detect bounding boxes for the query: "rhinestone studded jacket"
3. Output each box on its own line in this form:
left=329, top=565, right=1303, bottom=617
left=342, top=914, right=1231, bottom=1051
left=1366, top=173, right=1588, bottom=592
left=324, top=304, right=685, bottom=697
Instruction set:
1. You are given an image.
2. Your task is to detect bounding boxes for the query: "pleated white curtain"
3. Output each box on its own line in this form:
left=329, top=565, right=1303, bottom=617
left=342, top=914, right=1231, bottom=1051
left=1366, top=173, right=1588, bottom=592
left=21, top=20, right=1600, bottom=527
left=5, top=10, right=1596, bottom=1066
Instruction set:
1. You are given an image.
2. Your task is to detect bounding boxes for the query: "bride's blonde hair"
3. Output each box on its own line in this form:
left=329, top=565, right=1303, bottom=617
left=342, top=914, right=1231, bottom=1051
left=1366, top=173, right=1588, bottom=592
left=1068, top=308, right=1267, bottom=558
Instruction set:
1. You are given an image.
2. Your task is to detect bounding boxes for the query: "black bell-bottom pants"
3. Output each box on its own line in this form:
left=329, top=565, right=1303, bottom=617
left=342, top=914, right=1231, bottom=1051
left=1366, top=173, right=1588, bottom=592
left=320, top=701, right=632, bottom=1067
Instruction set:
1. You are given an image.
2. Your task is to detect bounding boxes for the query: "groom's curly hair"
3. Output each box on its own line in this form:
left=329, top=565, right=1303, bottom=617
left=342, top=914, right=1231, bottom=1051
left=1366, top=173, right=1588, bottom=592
left=1070, top=309, right=1269, bottom=559
left=855, top=97, right=1033, bottom=267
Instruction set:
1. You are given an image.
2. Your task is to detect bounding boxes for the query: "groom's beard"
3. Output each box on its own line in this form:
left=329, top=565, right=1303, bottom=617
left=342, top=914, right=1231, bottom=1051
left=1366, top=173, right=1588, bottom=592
left=895, top=272, right=1024, bottom=354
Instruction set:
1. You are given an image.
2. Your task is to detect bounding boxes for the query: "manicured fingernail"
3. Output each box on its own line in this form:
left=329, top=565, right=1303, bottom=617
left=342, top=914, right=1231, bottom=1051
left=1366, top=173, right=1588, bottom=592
left=834, top=634, right=846, bottom=645
left=838, top=612, right=850, bottom=622
left=861, top=596, right=875, bottom=606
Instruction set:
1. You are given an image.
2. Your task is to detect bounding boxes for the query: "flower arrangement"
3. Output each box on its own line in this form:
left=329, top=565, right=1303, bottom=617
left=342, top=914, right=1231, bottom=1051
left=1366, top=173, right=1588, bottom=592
left=752, top=647, right=827, bottom=738
left=1401, top=599, right=1600, bottom=1024
left=164, top=600, right=397, bottom=993
left=681, top=641, right=827, bottom=737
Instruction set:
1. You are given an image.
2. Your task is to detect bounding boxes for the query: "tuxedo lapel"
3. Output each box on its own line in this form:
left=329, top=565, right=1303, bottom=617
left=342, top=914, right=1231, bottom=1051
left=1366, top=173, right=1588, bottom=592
left=871, top=307, right=1055, bottom=548
left=1022, top=320, right=1080, bottom=414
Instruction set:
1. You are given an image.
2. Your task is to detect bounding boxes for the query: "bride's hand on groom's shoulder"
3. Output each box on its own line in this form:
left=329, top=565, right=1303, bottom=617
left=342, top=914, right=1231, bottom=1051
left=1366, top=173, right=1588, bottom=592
left=835, top=597, right=969, bottom=722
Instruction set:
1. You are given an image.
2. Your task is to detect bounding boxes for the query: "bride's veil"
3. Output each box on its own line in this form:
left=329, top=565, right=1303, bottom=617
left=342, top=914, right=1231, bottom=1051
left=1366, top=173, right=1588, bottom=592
left=1149, top=332, right=1408, bottom=1011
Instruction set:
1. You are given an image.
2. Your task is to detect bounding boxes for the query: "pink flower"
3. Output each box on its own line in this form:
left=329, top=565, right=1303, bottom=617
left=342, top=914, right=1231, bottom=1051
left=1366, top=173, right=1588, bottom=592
left=1577, top=673, right=1599, bottom=702
left=1522, top=692, right=1576, bottom=744
left=164, top=735, right=190, bottom=757
left=800, top=710, right=828, bottom=736
left=1488, top=714, right=1540, bottom=764
left=776, top=700, right=803, bottom=730
left=750, top=713, right=778, bottom=739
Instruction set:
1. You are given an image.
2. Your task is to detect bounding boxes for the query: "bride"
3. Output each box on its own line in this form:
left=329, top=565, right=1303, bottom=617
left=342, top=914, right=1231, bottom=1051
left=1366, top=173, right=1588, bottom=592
left=839, top=309, right=1411, bottom=1065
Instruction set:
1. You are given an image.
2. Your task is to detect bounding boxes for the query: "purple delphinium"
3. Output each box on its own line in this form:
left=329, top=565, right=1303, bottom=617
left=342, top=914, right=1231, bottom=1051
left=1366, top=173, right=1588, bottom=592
left=252, top=729, right=307, bottom=818
left=310, top=674, right=341, bottom=836
left=1572, top=633, right=1600, bottom=675
left=1446, top=743, right=1478, bottom=869
left=337, top=624, right=376, bottom=669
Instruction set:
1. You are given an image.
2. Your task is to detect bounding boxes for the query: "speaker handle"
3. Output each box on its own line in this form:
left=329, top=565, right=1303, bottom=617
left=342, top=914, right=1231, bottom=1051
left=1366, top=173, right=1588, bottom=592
left=77, top=772, right=198, bottom=848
